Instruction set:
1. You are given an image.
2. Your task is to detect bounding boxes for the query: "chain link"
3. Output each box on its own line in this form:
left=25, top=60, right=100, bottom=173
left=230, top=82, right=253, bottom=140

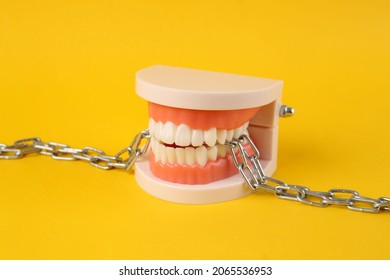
left=225, top=135, right=390, bottom=213
left=0, top=130, right=150, bottom=171
left=1, top=131, right=389, bottom=212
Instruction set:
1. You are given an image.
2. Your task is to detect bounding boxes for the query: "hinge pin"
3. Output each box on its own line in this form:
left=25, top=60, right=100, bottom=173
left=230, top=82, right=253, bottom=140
left=279, top=105, right=295, bottom=117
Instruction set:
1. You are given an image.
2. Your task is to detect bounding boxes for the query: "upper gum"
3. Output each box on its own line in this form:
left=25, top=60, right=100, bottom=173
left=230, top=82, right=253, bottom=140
left=148, top=102, right=259, bottom=130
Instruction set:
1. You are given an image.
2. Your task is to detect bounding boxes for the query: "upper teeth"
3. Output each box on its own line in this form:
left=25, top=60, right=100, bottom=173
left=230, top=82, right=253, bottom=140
left=148, top=118, right=249, bottom=147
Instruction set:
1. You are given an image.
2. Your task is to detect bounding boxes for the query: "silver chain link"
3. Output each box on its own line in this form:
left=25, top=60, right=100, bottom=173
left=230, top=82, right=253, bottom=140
left=1, top=131, right=389, bottom=212
left=225, top=135, right=390, bottom=213
left=0, top=130, right=150, bottom=170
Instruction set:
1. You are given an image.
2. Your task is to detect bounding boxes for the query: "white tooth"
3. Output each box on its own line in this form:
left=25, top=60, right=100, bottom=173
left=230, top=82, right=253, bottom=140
left=148, top=118, right=155, bottom=137
left=151, top=138, right=156, bottom=153
left=242, top=122, right=250, bottom=135
left=226, top=129, right=234, bottom=141
left=175, top=148, right=185, bottom=165
left=184, top=147, right=195, bottom=165
left=154, top=141, right=161, bottom=162
left=217, top=129, right=227, bottom=145
left=217, top=145, right=227, bottom=158
left=176, top=124, right=191, bottom=146
left=150, top=138, right=155, bottom=156
left=233, top=126, right=242, bottom=138
left=166, top=147, right=176, bottom=164
left=207, top=146, right=218, bottom=161
left=161, top=121, right=176, bottom=144
left=195, top=146, right=207, bottom=167
left=160, top=144, right=167, bottom=164
left=191, top=129, right=204, bottom=147
left=204, top=127, right=217, bottom=147
left=241, top=122, right=249, bottom=135
left=155, top=121, right=163, bottom=140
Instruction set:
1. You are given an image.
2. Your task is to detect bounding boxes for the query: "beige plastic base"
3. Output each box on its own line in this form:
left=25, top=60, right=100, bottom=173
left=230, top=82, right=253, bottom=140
left=134, top=159, right=275, bottom=204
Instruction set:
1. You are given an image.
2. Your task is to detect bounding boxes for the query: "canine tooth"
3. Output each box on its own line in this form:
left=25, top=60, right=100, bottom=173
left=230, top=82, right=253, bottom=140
left=151, top=138, right=157, bottom=152
left=148, top=118, right=155, bottom=137
left=226, top=129, right=234, bottom=142
left=217, top=145, right=227, bottom=158
left=191, top=129, right=204, bottom=147
left=204, top=127, right=217, bottom=147
left=160, top=144, right=167, bottom=164
left=166, top=147, right=176, bottom=164
left=176, top=124, right=191, bottom=146
left=155, top=121, right=163, bottom=140
left=207, top=146, right=218, bottom=161
left=154, top=141, right=161, bottom=162
left=162, top=121, right=176, bottom=144
left=184, top=147, right=195, bottom=165
left=233, top=126, right=242, bottom=138
left=176, top=148, right=185, bottom=165
left=217, top=129, right=227, bottom=145
left=195, top=146, right=207, bottom=167
left=150, top=138, right=155, bottom=154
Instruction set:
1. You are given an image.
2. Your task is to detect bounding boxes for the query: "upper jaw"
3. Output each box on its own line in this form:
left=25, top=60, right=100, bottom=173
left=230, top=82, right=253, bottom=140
left=148, top=118, right=249, bottom=148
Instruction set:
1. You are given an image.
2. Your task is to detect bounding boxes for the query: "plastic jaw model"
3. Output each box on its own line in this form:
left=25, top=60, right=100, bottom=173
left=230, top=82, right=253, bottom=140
left=134, top=65, right=285, bottom=204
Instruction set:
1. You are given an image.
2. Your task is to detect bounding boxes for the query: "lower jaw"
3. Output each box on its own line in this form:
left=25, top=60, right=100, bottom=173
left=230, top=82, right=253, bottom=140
left=149, top=146, right=250, bottom=185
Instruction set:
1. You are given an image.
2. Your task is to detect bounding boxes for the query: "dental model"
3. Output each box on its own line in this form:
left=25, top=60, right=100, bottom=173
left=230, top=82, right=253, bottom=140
left=134, top=65, right=287, bottom=204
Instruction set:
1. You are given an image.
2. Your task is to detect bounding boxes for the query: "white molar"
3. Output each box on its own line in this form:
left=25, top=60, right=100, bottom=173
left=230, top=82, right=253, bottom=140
left=148, top=118, right=249, bottom=147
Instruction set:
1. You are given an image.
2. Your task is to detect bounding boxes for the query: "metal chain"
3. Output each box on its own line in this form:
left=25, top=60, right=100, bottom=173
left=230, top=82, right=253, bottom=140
left=0, top=130, right=150, bottom=170
left=1, top=131, right=389, bottom=212
left=225, top=135, right=390, bottom=213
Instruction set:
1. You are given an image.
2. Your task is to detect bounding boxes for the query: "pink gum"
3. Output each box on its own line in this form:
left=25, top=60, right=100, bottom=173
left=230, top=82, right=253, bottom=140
left=149, top=143, right=255, bottom=185
left=148, top=102, right=261, bottom=130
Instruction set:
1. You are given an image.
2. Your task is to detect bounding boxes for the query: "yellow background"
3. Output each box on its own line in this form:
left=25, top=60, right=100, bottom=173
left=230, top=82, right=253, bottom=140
left=1, top=0, right=389, bottom=259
